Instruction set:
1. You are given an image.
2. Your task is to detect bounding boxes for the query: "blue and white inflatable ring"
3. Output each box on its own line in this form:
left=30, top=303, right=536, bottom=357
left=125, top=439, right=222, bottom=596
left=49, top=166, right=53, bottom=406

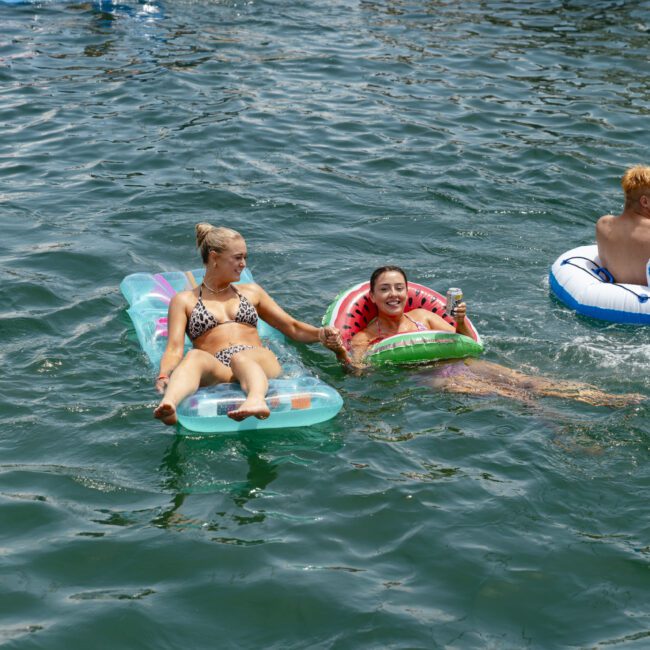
left=549, top=244, right=650, bottom=325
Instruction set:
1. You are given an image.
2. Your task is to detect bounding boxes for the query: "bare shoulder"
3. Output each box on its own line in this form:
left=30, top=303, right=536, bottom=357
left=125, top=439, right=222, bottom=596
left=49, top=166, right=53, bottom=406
left=167, top=290, right=196, bottom=323
left=350, top=327, right=373, bottom=348
left=236, top=282, right=263, bottom=300
left=408, top=308, right=434, bottom=320
left=410, top=307, right=446, bottom=321
left=596, top=214, right=616, bottom=233
left=172, top=289, right=197, bottom=307
left=405, top=308, right=454, bottom=333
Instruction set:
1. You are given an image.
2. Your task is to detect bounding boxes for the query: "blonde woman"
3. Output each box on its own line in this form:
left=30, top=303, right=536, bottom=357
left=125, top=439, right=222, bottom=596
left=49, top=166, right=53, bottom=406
left=154, top=223, right=340, bottom=425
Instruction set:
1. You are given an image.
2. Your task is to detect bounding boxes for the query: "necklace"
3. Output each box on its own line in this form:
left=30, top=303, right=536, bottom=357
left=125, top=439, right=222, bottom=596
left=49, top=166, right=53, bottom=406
left=202, top=279, right=231, bottom=295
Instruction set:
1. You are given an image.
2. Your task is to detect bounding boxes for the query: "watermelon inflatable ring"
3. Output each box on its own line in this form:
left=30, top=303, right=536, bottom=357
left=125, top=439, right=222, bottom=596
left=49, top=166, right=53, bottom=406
left=323, top=281, right=484, bottom=366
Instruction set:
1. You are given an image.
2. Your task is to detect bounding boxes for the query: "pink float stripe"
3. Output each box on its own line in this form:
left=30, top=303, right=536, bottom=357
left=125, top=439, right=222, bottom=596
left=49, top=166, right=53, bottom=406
left=152, top=274, right=177, bottom=302
left=155, top=316, right=169, bottom=337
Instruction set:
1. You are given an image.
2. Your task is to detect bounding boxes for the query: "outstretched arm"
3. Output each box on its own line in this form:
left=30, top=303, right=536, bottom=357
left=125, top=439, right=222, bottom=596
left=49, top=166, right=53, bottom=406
left=252, top=285, right=340, bottom=353
left=327, top=330, right=371, bottom=372
left=155, top=293, right=188, bottom=394
left=254, top=284, right=323, bottom=342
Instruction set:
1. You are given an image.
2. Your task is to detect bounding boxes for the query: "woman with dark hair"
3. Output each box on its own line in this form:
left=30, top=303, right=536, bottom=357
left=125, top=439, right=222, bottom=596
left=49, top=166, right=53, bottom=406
left=328, top=266, right=643, bottom=407
left=353, top=265, right=472, bottom=351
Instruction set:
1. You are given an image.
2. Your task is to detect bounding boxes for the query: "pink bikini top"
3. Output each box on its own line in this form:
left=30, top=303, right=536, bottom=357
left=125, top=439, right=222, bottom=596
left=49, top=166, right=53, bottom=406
left=367, top=313, right=427, bottom=346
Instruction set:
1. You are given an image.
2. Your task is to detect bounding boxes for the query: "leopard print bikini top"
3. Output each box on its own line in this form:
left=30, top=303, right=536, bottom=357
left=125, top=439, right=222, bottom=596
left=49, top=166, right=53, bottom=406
left=186, top=284, right=258, bottom=340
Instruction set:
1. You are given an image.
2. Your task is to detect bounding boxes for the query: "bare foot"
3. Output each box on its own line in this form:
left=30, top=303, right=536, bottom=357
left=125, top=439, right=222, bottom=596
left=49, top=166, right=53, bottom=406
left=227, top=396, right=271, bottom=421
left=154, top=401, right=178, bottom=425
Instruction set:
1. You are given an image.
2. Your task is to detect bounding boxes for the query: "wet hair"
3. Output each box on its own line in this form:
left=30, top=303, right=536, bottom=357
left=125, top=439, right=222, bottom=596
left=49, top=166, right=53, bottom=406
left=621, top=165, right=650, bottom=206
left=369, top=265, right=408, bottom=292
left=195, top=223, right=243, bottom=264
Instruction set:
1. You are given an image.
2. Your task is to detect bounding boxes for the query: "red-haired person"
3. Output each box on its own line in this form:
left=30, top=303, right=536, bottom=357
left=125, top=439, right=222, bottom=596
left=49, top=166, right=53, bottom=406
left=596, top=165, right=650, bottom=285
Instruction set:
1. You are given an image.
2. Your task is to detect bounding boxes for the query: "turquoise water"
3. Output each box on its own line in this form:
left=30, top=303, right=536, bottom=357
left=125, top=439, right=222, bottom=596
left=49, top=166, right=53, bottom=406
left=2, top=1, right=649, bottom=647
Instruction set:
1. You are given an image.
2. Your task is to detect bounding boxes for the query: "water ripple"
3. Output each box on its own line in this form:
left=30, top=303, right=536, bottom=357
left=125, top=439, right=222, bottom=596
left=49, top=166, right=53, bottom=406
left=1, top=0, right=649, bottom=647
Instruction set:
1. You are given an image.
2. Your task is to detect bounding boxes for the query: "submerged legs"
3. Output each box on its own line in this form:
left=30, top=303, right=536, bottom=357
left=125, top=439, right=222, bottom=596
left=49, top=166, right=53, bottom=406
left=432, top=359, right=644, bottom=407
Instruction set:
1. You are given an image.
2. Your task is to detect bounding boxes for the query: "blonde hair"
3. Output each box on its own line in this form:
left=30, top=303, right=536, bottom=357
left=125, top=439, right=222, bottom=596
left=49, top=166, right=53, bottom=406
left=195, top=223, right=243, bottom=263
left=621, top=165, right=650, bottom=205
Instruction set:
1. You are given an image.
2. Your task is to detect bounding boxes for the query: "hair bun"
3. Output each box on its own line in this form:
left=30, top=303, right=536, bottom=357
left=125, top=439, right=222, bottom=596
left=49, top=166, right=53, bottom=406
left=194, top=223, right=243, bottom=264
left=195, top=222, right=214, bottom=249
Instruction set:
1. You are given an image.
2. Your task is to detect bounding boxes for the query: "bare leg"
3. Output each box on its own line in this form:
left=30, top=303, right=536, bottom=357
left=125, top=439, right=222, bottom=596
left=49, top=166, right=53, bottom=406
left=154, top=349, right=231, bottom=425
left=474, top=361, right=644, bottom=406
left=523, top=379, right=644, bottom=407
left=227, top=348, right=282, bottom=421
left=432, top=359, right=644, bottom=407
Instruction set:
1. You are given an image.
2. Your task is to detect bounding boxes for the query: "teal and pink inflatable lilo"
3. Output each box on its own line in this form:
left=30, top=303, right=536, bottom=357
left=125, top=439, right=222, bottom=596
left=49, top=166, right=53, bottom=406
left=122, top=271, right=484, bottom=433
left=121, top=267, right=343, bottom=434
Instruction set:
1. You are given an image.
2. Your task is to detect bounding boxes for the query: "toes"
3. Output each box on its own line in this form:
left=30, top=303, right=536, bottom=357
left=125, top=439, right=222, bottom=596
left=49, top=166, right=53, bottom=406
left=154, top=403, right=177, bottom=425
left=226, top=405, right=270, bottom=421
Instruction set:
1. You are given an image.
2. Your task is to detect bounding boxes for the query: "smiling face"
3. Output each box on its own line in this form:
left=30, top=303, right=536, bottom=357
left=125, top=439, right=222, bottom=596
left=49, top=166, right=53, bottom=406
left=210, top=236, right=247, bottom=282
left=369, top=270, right=408, bottom=317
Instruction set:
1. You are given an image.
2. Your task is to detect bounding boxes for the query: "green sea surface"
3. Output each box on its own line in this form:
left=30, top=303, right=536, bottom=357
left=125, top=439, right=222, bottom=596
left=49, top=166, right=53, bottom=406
left=1, top=1, right=649, bottom=648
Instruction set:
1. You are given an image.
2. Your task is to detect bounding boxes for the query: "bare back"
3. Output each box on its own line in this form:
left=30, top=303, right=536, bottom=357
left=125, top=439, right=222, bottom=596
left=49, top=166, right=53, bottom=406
left=596, top=213, right=650, bottom=285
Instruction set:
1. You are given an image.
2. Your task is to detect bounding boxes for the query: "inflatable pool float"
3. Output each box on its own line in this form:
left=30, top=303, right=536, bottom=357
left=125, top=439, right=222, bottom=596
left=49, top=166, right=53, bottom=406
left=323, top=280, right=483, bottom=366
left=121, top=268, right=343, bottom=433
left=549, top=244, right=650, bottom=325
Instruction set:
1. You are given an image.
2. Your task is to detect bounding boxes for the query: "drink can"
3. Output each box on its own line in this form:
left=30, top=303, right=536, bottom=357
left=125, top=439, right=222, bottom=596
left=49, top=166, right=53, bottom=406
left=445, top=288, right=463, bottom=317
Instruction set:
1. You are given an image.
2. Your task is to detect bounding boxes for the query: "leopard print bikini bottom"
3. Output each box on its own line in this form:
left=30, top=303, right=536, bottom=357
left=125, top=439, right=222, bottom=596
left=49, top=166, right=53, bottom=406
left=214, top=344, right=257, bottom=367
